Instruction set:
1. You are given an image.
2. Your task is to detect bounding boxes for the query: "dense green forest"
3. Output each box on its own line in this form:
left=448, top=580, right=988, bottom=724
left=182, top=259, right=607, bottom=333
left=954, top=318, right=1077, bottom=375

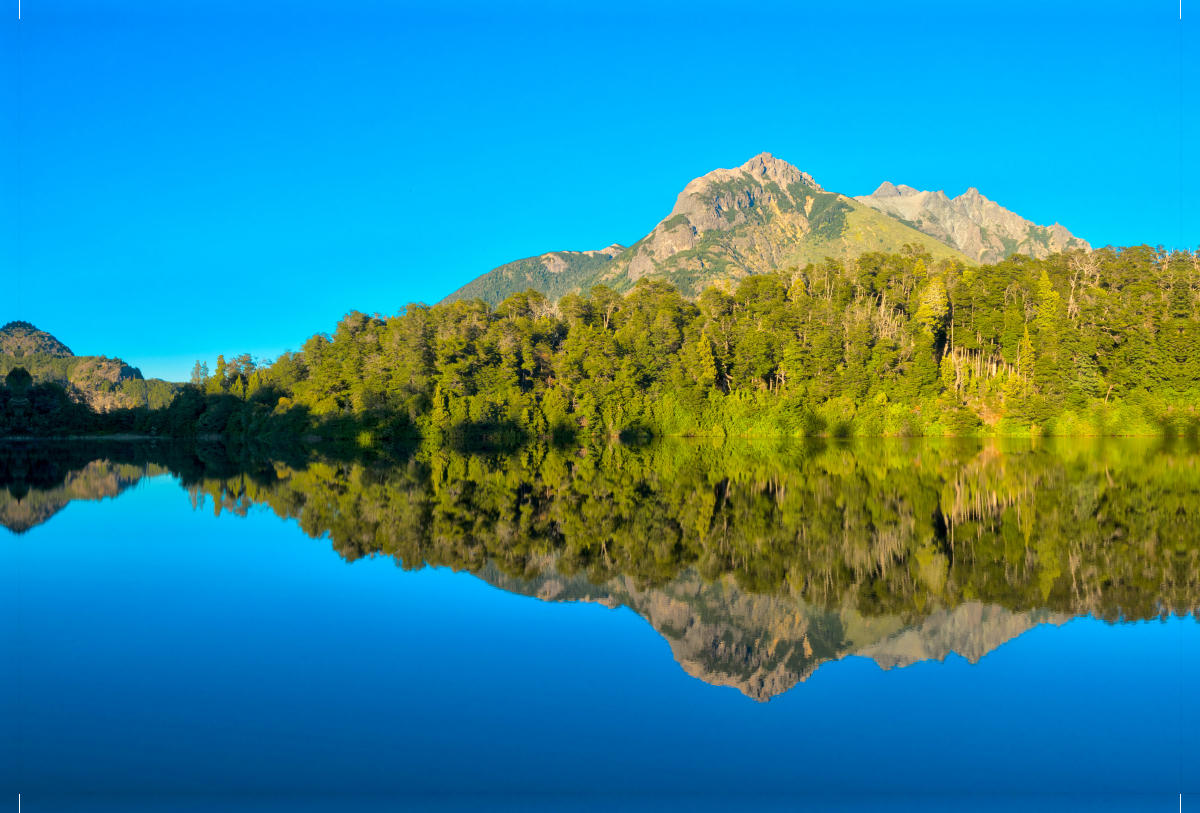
left=3, top=245, right=1198, bottom=439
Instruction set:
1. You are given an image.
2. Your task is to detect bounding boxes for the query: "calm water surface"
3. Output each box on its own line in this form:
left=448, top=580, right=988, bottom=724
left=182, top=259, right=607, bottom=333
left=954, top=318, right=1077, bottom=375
left=1, top=438, right=1197, bottom=812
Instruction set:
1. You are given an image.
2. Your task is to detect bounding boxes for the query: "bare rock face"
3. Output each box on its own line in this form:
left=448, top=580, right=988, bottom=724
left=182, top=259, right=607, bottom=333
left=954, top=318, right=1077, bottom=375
left=666, top=152, right=825, bottom=233
left=64, top=356, right=145, bottom=412
left=854, top=183, right=1091, bottom=263
left=616, top=153, right=832, bottom=288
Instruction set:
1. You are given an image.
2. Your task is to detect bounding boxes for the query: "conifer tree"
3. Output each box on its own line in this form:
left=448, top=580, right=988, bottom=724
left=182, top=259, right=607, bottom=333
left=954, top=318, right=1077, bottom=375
left=695, top=333, right=718, bottom=389
left=1158, top=277, right=1200, bottom=394
left=1033, top=270, right=1062, bottom=395
left=206, top=356, right=227, bottom=394
left=1070, top=353, right=1104, bottom=398
left=1017, top=326, right=1035, bottom=396
left=940, top=352, right=957, bottom=395
left=1001, top=302, right=1024, bottom=365
left=915, top=274, right=949, bottom=337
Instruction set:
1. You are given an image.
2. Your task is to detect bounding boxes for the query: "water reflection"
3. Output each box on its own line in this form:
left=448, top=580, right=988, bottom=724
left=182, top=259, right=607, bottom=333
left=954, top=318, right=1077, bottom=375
left=4, top=438, right=1197, bottom=699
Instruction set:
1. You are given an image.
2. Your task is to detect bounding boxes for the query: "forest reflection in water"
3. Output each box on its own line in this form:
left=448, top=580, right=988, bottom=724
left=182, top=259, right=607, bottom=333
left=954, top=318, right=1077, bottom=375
left=3, top=436, right=1197, bottom=700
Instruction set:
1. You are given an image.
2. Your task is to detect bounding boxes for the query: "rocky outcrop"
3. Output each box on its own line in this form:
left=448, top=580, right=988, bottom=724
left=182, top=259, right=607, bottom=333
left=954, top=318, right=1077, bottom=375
left=65, top=356, right=146, bottom=412
left=664, top=152, right=825, bottom=232
left=612, top=152, right=843, bottom=288
left=854, top=183, right=1090, bottom=263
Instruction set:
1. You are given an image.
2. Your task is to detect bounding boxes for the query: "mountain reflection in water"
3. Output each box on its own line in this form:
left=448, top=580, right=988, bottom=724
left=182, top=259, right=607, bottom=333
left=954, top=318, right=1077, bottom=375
left=3, top=437, right=1197, bottom=700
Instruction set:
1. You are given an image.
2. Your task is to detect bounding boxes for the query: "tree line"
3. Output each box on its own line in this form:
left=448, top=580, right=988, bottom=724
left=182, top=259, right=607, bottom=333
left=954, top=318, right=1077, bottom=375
left=3, top=245, right=1198, bottom=439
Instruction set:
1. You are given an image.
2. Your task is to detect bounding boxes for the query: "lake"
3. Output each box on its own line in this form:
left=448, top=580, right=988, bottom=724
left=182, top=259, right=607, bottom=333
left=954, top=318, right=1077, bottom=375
left=1, top=438, right=1197, bottom=812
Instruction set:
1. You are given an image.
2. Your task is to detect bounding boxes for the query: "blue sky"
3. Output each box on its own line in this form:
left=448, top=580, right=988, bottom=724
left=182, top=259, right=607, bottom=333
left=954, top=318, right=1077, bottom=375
left=2, top=0, right=1197, bottom=381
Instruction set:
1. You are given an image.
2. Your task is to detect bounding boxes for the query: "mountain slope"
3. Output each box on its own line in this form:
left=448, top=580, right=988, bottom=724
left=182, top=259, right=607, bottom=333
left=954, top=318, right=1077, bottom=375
left=603, top=153, right=971, bottom=296
left=441, top=245, right=624, bottom=305
left=0, top=321, right=178, bottom=411
left=443, top=154, right=974, bottom=306
left=854, top=182, right=1090, bottom=263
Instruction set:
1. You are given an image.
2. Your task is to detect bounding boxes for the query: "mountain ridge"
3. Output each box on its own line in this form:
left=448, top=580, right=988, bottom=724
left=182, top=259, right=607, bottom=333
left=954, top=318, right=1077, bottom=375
left=854, top=182, right=1090, bottom=263
left=443, top=153, right=1086, bottom=307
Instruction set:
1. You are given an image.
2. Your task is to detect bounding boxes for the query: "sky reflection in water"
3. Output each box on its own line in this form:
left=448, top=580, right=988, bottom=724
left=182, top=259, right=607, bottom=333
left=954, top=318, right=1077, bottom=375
left=0, top=439, right=1197, bottom=811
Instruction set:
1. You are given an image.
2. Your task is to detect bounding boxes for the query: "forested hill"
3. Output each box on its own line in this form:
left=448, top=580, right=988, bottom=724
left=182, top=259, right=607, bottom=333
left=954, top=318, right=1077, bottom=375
left=441, top=153, right=1088, bottom=306
left=0, top=321, right=178, bottom=412
left=8, top=244, right=1192, bottom=441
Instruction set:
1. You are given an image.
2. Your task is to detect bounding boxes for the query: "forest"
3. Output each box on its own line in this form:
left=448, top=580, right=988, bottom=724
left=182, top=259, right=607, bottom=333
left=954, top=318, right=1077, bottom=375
left=2, top=245, right=1198, bottom=440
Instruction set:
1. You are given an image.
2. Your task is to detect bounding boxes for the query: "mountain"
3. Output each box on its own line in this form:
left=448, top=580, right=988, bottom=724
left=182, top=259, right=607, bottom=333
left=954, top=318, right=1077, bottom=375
left=478, top=560, right=1068, bottom=701
left=854, top=182, right=1090, bottom=264
left=0, top=321, right=174, bottom=412
left=443, top=153, right=975, bottom=305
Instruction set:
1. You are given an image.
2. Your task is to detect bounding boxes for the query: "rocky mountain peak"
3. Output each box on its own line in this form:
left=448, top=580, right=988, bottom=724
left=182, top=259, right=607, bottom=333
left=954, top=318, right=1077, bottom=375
left=871, top=182, right=921, bottom=198
left=855, top=182, right=1090, bottom=263
left=737, top=152, right=825, bottom=192
left=444, top=152, right=975, bottom=306
left=444, top=152, right=1095, bottom=307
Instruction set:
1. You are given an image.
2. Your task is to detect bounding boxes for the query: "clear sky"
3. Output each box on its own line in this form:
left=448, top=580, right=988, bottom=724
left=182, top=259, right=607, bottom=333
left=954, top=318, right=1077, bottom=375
left=2, top=0, right=1197, bottom=381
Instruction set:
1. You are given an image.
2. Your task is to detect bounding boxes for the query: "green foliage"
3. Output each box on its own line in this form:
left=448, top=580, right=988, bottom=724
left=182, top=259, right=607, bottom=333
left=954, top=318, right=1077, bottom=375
left=6, top=247, right=1199, bottom=441
left=0, top=345, right=174, bottom=414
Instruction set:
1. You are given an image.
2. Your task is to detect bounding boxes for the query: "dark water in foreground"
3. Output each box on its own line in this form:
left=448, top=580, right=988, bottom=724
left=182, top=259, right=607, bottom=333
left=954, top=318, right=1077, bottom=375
left=1, top=438, right=1198, bottom=812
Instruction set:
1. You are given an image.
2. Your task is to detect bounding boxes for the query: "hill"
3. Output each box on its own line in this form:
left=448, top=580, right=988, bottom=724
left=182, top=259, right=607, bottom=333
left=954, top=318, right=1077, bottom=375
left=0, top=321, right=177, bottom=412
left=442, top=245, right=624, bottom=305
left=0, top=320, right=75, bottom=357
left=854, top=182, right=1090, bottom=263
left=442, top=154, right=978, bottom=305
